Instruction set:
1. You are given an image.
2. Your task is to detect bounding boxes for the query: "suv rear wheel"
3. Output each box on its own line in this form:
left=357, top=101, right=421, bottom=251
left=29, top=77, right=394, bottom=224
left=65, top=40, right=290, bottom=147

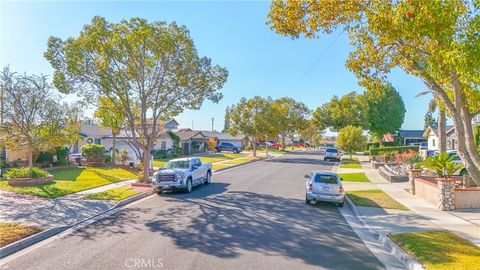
left=185, top=178, right=193, bottom=193
left=306, top=195, right=312, bottom=205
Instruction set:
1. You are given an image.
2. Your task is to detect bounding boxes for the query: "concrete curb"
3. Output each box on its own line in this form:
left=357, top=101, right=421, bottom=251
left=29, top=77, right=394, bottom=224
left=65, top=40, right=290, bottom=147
left=0, top=190, right=155, bottom=259
left=344, top=195, right=425, bottom=270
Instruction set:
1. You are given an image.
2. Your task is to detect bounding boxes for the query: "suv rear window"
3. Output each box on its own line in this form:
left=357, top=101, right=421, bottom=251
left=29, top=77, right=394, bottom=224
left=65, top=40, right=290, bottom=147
left=314, top=174, right=339, bottom=184
left=326, top=148, right=337, bottom=153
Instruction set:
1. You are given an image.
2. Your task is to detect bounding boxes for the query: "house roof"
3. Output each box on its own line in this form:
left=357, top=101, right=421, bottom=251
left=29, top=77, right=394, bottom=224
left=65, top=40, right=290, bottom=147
left=423, top=125, right=455, bottom=137
left=201, top=131, right=246, bottom=141
left=175, top=129, right=206, bottom=141
left=80, top=124, right=111, bottom=137
left=398, top=130, right=425, bottom=138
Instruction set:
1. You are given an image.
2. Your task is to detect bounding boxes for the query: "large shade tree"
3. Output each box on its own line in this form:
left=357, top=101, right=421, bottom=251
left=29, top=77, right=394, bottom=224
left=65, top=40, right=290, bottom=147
left=364, top=83, right=406, bottom=142
left=271, top=97, right=310, bottom=150
left=0, top=67, right=79, bottom=168
left=268, top=0, right=480, bottom=179
left=312, top=91, right=368, bottom=131
left=45, top=17, right=228, bottom=182
left=228, top=96, right=276, bottom=157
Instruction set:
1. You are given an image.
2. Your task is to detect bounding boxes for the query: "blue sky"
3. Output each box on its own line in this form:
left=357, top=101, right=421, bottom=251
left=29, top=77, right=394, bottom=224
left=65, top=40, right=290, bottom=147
left=1, top=0, right=431, bottom=131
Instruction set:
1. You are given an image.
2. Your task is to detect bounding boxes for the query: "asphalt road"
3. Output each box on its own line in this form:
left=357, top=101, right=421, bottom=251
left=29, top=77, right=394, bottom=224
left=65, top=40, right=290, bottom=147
left=1, top=151, right=384, bottom=270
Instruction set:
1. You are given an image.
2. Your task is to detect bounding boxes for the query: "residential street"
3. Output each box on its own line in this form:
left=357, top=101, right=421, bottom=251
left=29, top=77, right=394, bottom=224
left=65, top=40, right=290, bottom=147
left=1, top=151, right=384, bottom=270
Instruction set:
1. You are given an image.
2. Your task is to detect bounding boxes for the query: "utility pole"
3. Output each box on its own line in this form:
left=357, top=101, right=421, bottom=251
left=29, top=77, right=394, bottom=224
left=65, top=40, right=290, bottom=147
left=211, top=118, right=214, bottom=132
left=192, top=120, right=194, bottom=130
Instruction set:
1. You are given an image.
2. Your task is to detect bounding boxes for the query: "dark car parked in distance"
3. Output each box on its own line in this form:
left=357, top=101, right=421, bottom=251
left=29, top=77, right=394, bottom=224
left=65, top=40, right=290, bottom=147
left=215, top=142, right=242, bottom=153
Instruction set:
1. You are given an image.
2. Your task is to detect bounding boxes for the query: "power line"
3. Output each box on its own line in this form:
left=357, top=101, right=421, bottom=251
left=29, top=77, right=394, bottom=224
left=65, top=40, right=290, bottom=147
left=284, top=29, right=346, bottom=94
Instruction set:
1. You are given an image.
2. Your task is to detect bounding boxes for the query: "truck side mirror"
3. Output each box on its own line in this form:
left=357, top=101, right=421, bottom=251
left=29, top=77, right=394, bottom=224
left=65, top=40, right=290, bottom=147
left=304, top=175, right=310, bottom=179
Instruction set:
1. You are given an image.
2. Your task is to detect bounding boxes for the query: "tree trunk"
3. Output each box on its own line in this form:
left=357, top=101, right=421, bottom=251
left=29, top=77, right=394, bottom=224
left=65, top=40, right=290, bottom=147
left=112, top=135, right=116, bottom=166
left=281, top=133, right=286, bottom=151
left=28, top=149, right=33, bottom=169
left=142, top=145, right=151, bottom=183
left=451, top=86, right=480, bottom=184
left=265, top=135, right=269, bottom=159
left=252, top=136, right=257, bottom=157
left=438, top=109, right=446, bottom=153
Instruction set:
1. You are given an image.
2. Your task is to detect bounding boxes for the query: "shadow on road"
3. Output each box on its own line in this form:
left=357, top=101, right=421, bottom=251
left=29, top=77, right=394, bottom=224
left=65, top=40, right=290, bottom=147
left=144, top=191, right=382, bottom=269
left=265, top=157, right=332, bottom=166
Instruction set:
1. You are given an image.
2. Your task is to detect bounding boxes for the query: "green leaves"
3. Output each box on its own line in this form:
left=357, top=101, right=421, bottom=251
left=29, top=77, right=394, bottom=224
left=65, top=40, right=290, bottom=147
left=337, top=125, right=367, bottom=156
left=421, top=153, right=464, bottom=178
left=364, top=83, right=406, bottom=138
left=312, top=91, right=368, bottom=131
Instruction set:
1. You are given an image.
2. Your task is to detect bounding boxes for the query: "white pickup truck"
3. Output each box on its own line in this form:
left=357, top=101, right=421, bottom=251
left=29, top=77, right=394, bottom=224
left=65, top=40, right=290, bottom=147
left=152, top=157, right=212, bottom=193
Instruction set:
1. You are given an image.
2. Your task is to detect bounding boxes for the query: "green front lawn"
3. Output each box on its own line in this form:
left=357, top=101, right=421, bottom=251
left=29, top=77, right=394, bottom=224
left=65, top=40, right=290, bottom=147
left=390, top=230, right=480, bottom=270
left=347, top=189, right=408, bottom=210
left=224, top=156, right=261, bottom=165
left=340, top=158, right=362, bottom=168
left=0, top=167, right=138, bottom=198
left=153, top=153, right=248, bottom=168
left=339, top=172, right=370, bottom=182
left=0, top=223, right=43, bottom=247
left=82, top=186, right=139, bottom=201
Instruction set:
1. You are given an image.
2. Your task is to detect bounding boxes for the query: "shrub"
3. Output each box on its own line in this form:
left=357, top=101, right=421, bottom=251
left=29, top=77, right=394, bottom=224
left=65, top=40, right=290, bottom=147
left=370, top=146, right=419, bottom=156
left=118, top=149, right=130, bottom=165
left=81, top=144, right=105, bottom=161
left=152, top=149, right=169, bottom=159
left=5, top=167, right=49, bottom=179
left=54, top=147, right=69, bottom=166
left=35, top=152, right=54, bottom=167
left=421, top=153, right=464, bottom=178
left=104, top=155, right=112, bottom=164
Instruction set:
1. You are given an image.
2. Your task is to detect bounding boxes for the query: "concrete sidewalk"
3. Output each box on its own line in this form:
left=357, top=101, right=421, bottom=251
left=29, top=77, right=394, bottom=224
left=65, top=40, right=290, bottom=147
left=350, top=155, right=480, bottom=247
left=0, top=179, right=142, bottom=229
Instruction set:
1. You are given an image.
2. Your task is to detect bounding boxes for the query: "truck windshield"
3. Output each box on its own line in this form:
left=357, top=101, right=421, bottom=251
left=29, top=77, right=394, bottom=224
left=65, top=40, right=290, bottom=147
left=166, top=160, right=190, bottom=169
left=326, top=148, right=337, bottom=153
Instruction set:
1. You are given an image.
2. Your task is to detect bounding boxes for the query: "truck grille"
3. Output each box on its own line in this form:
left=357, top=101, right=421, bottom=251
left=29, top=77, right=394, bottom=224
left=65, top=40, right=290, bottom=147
left=157, top=174, right=176, bottom=182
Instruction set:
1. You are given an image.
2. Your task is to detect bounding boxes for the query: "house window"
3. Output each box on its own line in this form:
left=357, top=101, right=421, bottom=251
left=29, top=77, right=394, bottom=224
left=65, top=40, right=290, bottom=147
left=161, top=141, right=166, bottom=150
left=432, top=139, right=435, bottom=147
left=94, top=138, right=101, bottom=144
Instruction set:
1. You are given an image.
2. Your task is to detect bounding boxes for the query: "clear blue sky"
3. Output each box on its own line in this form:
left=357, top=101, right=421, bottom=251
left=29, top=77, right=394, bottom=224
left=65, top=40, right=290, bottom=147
left=1, top=0, right=431, bottom=131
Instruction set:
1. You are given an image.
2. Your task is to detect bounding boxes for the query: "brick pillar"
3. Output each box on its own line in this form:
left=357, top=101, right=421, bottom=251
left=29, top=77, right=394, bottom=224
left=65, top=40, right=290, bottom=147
left=437, top=179, right=455, bottom=211
left=408, top=169, right=422, bottom=195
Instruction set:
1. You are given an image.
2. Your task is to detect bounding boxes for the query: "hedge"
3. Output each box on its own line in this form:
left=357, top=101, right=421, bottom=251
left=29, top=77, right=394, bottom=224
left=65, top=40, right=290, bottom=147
left=366, top=142, right=399, bottom=150
left=369, top=146, right=419, bottom=156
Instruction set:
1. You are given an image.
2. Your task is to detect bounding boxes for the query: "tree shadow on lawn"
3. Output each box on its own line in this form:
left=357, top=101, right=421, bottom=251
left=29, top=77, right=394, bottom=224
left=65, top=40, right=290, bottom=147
left=50, top=167, right=85, bottom=181
left=347, top=194, right=383, bottom=209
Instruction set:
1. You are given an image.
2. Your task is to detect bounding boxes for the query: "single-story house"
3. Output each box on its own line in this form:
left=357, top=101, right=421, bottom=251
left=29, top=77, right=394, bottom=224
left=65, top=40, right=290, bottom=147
left=423, top=125, right=457, bottom=151
left=201, top=131, right=248, bottom=147
left=397, top=130, right=427, bottom=146
left=174, top=129, right=207, bottom=155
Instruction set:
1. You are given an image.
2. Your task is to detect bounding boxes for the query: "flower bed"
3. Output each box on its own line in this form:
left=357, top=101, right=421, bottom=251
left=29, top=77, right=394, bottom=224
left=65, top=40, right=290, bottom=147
left=4, top=167, right=53, bottom=186
left=7, top=175, right=53, bottom=186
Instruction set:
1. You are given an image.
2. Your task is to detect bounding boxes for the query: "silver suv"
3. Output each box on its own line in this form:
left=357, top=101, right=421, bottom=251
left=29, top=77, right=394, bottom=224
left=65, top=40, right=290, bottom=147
left=305, top=171, right=345, bottom=207
left=324, top=147, right=340, bottom=162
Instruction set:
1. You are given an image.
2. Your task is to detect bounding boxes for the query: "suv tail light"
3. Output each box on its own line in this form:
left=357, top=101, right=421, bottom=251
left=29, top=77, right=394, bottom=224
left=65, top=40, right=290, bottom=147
left=339, top=186, right=344, bottom=193
left=308, top=182, right=312, bottom=191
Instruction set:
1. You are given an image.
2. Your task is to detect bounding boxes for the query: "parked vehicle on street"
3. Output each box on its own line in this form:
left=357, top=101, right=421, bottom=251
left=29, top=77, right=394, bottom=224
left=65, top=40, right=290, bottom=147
left=324, top=147, right=341, bottom=162
left=318, top=145, right=326, bottom=153
left=272, top=143, right=282, bottom=149
left=305, top=171, right=345, bottom=207
left=215, top=142, right=242, bottom=153
left=152, top=157, right=212, bottom=193
left=68, top=153, right=87, bottom=165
